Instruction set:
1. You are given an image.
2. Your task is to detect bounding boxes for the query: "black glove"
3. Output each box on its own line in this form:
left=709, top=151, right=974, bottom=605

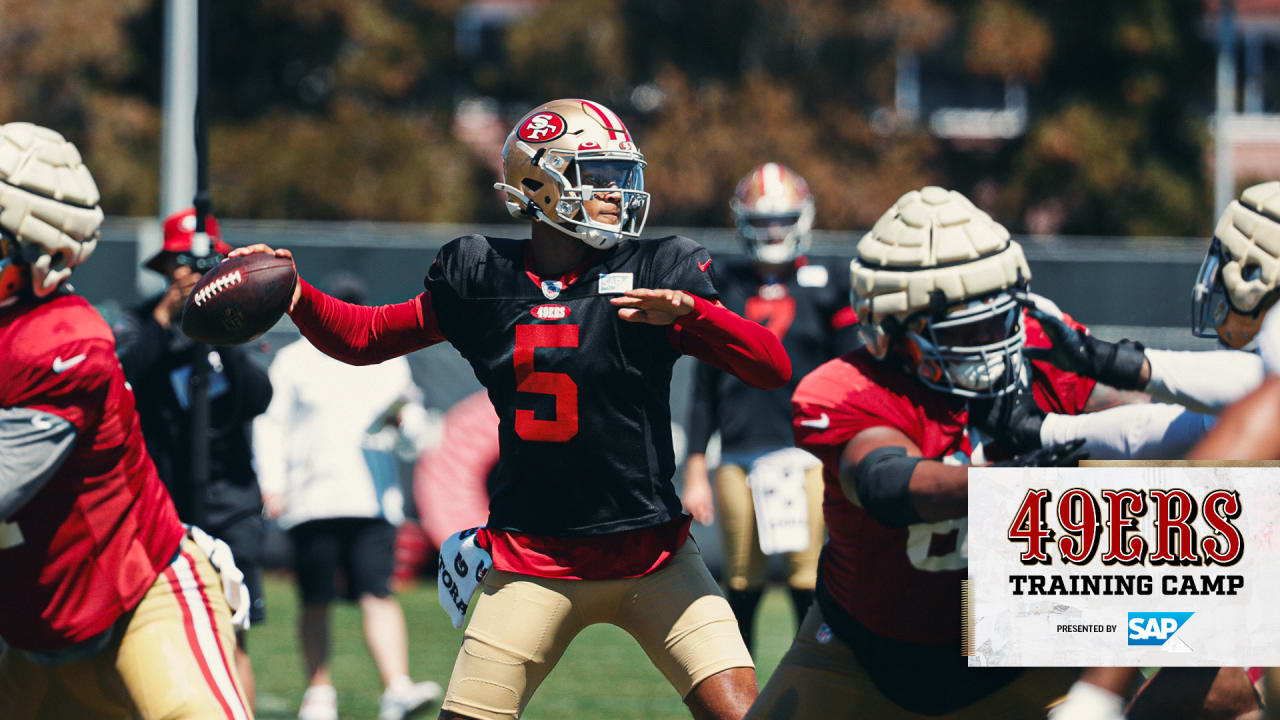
left=993, top=438, right=1089, bottom=467
left=969, top=377, right=1045, bottom=453
left=1023, top=308, right=1147, bottom=390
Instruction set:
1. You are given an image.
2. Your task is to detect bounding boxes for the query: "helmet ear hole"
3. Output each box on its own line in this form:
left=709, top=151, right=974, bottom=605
left=521, top=178, right=544, bottom=192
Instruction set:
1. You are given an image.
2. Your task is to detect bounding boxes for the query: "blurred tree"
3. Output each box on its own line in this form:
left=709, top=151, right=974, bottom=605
left=0, top=0, right=1215, bottom=235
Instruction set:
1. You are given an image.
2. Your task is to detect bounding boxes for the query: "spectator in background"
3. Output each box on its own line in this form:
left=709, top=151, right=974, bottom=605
left=254, top=273, right=442, bottom=720
left=682, top=164, right=859, bottom=654
left=113, top=207, right=271, bottom=709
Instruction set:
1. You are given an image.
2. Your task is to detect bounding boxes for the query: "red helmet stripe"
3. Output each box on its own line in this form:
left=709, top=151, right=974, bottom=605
left=579, top=99, right=628, bottom=142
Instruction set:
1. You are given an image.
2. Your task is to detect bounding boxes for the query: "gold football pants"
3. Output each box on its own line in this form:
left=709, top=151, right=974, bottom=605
left=0, top=538, right=252, bottom=720
left=441, top=540, right=753, bottom=720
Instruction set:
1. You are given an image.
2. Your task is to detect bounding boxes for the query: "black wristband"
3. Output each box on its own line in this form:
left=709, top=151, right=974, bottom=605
left=1098, top=339, right=1146, bottom=390
left=843, top=446, right=923, bottom=528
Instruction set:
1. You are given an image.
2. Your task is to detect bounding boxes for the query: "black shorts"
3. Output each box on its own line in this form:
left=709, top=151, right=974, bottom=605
left=211, top=513, right=267, bottom=625
left=289, top=518, right=396, bottom=605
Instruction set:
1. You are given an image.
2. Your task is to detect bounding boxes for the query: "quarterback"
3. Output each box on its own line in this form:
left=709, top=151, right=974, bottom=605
left=683, top=162, right=858, bottom=653
left=231, top=99, right=789, bottom=720
left=747, top=187, right=1101, bottom=719
left=0, top=123, right=251, bottom=719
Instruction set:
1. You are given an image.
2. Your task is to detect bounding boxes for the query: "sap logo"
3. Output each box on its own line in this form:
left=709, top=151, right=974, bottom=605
left=1127, top=612, right=1194, bottom=646
left=530, top=304, right=571, bottom=321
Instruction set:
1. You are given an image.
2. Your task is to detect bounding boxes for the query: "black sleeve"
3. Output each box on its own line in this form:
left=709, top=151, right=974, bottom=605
left=653, top=236, right=720, bottom=301
left=222, top=346, right=273, bottom=419
left=686, top=359, right=721, bottom=455
left=113, top=310, right=169, bottom=387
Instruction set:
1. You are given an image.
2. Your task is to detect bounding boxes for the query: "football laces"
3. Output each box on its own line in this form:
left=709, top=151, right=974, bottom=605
left=192, top=269, right=241, bottom=307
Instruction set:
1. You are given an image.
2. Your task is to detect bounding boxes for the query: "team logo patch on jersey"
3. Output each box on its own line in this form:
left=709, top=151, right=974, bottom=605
left=531, top=304, right=571, bottom=321
left=598, top=272, right=634, bottom=294
left=541, top=279, right=564, bottom=299
left=517, top=112, right=567, bottom=143
left=797, top=264, right=829, bottom=288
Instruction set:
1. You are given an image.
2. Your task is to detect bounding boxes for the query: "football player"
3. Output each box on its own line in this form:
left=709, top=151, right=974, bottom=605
left=747, top=187, right=1109, bottom=719
left=1025, top=182, right=1280, bottom=428
left=229, top=99, right=789, bottom=720
left=0, top=123, right=252, bottom=718
left=682, top=162, right=858, bottom=653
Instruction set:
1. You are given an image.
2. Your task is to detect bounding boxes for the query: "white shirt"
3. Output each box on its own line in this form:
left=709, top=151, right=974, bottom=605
left=254, top=339, right=424, bottom=529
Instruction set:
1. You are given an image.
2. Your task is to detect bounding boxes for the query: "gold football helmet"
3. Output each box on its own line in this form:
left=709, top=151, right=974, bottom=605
left=730, top=162, right=814, bottom=264
left=495, top=99, right=649, bottom=250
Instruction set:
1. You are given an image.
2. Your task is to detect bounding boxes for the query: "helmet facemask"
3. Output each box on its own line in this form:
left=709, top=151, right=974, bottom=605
left=903, top=293, right=1026, bottom=398
left=496, top=146, right=650, bottom=250
left=1192, top=238, right=1278, bottom=348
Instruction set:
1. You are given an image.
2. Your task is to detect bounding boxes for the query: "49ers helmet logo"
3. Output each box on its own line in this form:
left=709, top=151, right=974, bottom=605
left=517, top=112, right=567, bottom=143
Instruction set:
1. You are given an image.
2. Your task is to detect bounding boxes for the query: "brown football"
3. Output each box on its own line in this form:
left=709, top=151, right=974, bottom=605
left=181, top=254, right=296, bottom=345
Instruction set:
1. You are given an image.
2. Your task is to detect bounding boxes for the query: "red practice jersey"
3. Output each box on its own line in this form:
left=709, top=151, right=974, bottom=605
left=0, top=293, right=184, bottom=652
left=792, top=311, right=1096, bottom=644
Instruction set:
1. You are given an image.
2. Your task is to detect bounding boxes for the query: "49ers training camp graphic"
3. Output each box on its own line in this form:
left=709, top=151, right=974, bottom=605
left=967, top=466, right=1280, bottom=666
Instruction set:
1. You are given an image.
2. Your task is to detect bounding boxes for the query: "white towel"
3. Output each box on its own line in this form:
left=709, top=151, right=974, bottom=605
left=747, top=448, right=821, bottom=555
left=186, top=525, right=252, bottom=632
left=437, top=527, right=492, bottom=629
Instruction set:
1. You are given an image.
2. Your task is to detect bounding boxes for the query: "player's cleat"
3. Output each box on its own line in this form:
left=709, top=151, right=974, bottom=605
left=297, top=684, right=338, bottom=720
left=379, top=678, right=442, bottom=720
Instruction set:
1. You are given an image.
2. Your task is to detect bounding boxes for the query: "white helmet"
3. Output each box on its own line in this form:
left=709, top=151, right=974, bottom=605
left=494, top=99, right=649, bottom=250
left=730, top=162, right=815, bottom=264
left=0, top=122, right=103, bottom=303
left=1193, top=181, right=1280, bottom=348
left=852, top=186, right=1031, bottom=398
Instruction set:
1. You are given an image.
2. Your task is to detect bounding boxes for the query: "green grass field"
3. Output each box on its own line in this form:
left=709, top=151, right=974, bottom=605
left=250, top=574, right=799, bottom=720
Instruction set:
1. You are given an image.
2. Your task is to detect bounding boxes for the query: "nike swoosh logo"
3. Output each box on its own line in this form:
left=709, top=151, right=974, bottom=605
left=52, top=354, right=87, bottom=373
left=799, top=413, right=830, bottom=429
left=698, top=258, right=712, bottom=272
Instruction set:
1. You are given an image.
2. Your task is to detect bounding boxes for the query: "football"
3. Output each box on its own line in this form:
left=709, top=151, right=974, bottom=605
left=181, top=253, right=296, bottom=345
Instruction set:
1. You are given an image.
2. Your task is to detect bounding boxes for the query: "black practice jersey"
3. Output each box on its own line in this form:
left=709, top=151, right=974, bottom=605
left=688, top=257, right=858, bottom=456
left=425, top=234, right=719, bottom=536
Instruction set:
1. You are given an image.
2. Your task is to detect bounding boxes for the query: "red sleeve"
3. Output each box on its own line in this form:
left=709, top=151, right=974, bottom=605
left=666, top=294, right=791, bottom=389
left=290, top=278, right=445, bottom=366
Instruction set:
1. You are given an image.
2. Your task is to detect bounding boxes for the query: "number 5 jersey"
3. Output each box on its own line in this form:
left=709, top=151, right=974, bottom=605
left=289, top=233, right=789, bottom=559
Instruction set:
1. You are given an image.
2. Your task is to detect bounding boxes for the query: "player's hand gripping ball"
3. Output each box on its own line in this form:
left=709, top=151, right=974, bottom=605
left=181, top=253, right=297, bottom=345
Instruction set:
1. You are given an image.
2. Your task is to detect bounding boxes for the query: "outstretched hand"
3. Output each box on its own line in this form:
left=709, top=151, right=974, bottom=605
left=610, top=288, right=694, bottom=325
left=1022, top=308, right=1088, bottom=370
left=228, top=243, right=302, bottom=313
left=1024, top=308, right=1148, bottom=390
